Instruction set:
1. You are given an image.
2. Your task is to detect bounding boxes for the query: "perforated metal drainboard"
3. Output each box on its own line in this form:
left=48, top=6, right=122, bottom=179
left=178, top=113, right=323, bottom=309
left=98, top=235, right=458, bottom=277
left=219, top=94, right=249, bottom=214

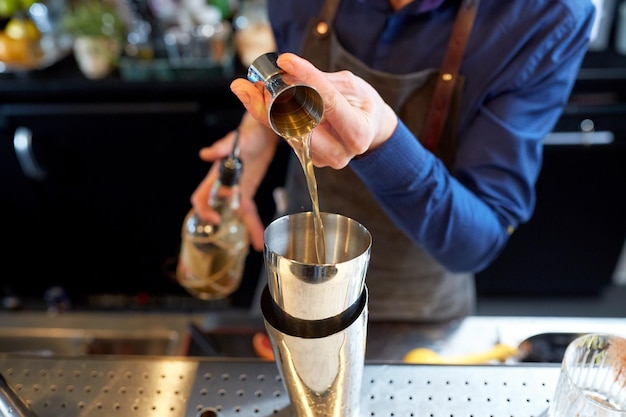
left=0, top=355, right=558, bottom=417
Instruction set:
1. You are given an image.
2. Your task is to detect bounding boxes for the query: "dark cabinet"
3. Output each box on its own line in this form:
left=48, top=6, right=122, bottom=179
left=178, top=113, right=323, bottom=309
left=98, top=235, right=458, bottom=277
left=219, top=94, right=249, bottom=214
left=0, top=70, right=285, bottom=308
left=476, top=140, right=626, bottom=296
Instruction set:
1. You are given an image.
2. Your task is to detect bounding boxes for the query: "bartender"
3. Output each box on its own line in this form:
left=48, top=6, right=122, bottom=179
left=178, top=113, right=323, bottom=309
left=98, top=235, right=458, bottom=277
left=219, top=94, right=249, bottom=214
left=191, top=0, right=595, bottom=322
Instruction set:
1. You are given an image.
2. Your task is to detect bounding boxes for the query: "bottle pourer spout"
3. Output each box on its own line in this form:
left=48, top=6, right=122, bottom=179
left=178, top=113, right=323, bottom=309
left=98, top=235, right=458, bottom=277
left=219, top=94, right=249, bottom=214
left=220, top=129, right=243, bottom=187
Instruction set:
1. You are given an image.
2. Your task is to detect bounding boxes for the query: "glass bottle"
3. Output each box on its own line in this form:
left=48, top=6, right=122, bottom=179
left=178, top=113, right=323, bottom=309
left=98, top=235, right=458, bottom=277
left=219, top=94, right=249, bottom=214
left=176, top=133, right=249, bottom=300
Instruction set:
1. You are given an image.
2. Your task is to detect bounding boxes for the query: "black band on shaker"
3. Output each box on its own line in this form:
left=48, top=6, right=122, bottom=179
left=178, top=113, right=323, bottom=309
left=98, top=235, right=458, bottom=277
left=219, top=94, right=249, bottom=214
left=260, top=285, right=367, bottom=339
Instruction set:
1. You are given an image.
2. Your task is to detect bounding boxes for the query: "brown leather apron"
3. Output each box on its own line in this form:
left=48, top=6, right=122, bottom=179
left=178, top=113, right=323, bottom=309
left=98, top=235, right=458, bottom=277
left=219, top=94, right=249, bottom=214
left=284, top=0, right=479, bottom=322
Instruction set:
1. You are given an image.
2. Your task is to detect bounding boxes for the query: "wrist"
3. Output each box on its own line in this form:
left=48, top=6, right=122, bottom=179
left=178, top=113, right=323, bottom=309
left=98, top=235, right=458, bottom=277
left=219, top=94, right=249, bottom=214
left=370, top=106, right=399, bottom=153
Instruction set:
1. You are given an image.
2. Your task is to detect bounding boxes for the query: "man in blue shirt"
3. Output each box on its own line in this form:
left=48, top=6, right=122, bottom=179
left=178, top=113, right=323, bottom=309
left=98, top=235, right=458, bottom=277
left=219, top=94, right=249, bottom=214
left=193, top=0, right=595, bottom=321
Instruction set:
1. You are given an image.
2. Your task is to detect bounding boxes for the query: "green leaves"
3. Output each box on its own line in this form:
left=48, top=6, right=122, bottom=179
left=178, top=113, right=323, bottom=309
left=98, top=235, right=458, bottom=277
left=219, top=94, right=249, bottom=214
left=61, top=0, right=125, bottom=39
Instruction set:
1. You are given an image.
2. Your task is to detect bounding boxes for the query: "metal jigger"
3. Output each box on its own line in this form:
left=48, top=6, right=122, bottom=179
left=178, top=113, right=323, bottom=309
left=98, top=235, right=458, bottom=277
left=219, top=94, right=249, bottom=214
left=248, top=52, right=324, bottom=138
left=261, top=212, right=371, bottom=417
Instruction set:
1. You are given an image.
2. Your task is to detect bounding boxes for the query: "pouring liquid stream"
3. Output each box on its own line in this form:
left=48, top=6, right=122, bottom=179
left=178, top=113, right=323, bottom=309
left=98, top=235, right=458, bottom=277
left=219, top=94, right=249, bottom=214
left=285, top=131, right=326, bottom=264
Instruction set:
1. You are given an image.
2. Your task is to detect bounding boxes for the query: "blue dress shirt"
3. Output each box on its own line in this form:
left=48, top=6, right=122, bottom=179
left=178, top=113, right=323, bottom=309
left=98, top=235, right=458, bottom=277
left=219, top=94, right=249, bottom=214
left=267, top=0, right=595, bottom=272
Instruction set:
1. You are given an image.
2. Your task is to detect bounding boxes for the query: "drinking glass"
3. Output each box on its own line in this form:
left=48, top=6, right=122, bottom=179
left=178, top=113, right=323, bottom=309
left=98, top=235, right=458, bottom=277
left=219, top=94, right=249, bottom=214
left=549, top=333, right=626, bottom=417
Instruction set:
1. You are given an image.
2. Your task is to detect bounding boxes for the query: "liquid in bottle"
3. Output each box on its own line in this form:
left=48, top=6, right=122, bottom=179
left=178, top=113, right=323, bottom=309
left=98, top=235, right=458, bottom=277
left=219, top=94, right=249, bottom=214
left=176, top=134, right=249, bottom=300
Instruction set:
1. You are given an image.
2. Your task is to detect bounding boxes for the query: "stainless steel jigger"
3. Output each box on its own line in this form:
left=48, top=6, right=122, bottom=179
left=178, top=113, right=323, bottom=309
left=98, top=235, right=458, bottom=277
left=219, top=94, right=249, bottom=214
left=248, top=52, right=324, bottom=138
left=261, top=212, right=371, bottom=417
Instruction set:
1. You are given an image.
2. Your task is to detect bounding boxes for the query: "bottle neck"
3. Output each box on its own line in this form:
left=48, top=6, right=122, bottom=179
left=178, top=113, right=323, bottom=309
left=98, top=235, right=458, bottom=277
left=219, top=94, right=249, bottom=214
left=209, top=181, right=241, bottom=215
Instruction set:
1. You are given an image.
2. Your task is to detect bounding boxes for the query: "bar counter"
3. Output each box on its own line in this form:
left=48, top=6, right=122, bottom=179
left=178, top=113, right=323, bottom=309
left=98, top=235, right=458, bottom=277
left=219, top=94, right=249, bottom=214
left=1, top=312, right=625, bottom=416
left=1, top=354, right=559, bottom=417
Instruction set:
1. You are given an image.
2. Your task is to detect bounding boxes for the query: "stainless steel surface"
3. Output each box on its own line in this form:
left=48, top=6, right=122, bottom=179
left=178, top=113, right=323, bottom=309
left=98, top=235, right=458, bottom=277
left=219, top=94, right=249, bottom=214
left=3, top=313, right=625, bottom=361
left=0, top=327, right=180, bottom=356
left=2, top=313, right=626, bottom=361
left=2, top=314, right=623, bottom=416
left=263, top=212, right=371, bottom=320
left=364, top=316, right=626, bottom=363
left=0, top=354, right=560, bottom=417
left=0, top=313, right=193, bottom=356
left=247, top=52, right=324, bottom=138
left=263, top=289, right=368, bottom=417
left=263, top=212, right=372, bottom=416
left=0, top=372, right=38, bottom=417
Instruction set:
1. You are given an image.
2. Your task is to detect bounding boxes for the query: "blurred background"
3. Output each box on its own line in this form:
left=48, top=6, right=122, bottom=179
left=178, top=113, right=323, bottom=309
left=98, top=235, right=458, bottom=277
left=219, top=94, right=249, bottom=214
left=0, top=0, right=624, bottom=315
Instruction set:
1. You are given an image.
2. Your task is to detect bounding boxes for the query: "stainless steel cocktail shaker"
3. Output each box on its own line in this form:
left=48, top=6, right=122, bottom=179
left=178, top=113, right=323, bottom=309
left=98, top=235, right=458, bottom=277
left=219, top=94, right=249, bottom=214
left=261, top=212, right=371, bottom=417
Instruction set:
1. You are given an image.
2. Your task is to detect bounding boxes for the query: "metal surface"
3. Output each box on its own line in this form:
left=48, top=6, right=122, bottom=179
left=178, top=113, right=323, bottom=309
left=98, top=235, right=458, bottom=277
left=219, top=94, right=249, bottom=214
left=262, top=211, right=372, bottom=416
left=264, top=212, right=371, bottom=320
left=0, top=372, right=38, bottom=417
left=0, top=324, right=184, bottom=356
left=2, top=313, right=626, bottom=362
left=262, top=288, right=368, bottom=417
left=0, top=354, right=559, bottom=417
left=247, top=52, right=324, bottom=138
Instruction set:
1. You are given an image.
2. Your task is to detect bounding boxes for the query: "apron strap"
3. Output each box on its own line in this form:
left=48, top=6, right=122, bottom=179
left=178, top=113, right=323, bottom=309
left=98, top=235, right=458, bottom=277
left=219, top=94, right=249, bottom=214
left=312, top=0, right=479, bottom=155
left=314, top=0, right=341, bottom=38
left=422, top=0, right=480, bottom=153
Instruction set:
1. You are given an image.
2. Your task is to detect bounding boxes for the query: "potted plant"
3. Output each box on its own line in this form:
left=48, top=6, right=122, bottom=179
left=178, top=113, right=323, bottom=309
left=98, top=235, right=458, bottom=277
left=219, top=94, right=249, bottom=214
left=61, top=0, right=126, bottom=79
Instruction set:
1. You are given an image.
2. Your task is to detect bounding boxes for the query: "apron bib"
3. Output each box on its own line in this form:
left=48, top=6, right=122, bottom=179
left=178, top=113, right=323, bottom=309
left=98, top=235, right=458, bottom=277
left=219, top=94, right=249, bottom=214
left=284, top=0, right=477, bottom=322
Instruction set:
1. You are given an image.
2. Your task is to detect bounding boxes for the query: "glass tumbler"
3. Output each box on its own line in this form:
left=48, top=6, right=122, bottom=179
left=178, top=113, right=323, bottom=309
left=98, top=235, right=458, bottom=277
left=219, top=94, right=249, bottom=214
left=549, top=333, right=626, bottom=417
